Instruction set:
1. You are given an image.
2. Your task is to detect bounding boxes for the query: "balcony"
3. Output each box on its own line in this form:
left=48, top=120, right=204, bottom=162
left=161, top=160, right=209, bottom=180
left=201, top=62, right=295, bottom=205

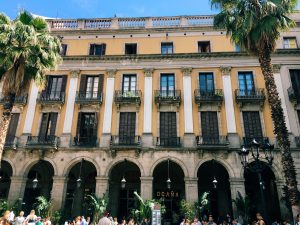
left=37, top=91, right=65, bottom=108
left=114, top=90, right=142, bottom=108
left=287, top=87, right=300, bottom=106
left=73, top=136, right=97, bottom=147
left=196, top=135, right=229, bottom=149
left=194, top=89, right=223, bottom=107
left=242, top=136, right=269, bottom=148
left=4, top=136, right=18, bottom=149
left=154, top=90, right=181, bottom=107
left=75, top=91, right=103, bottom=107
left=110, top=135, right=141, bottom=148
left=156, top=137, right=181, bottom=148
left=26, top=135, right=59, bottom=149
left=235, top=89, right=265, bottom=108
left=0, top=93, right=28, bottom=106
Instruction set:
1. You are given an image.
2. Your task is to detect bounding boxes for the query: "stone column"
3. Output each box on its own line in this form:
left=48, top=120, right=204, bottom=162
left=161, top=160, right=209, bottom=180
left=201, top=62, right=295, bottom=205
left=142, top=69, right=154, bottom=147
left=51, top=176, right=68, bottom=210
left=220, top=67, right=240, bottom=148
left=276, top=179, right=292, bottom=220
left=7, top=176, right=27, bottom=204
left=229, top=178, right=245, bottom=218
left=140, top=176, right=153, bottom=200
left=101, top=69, right=117, bottom=147
left=182, top=68, right=195, bottom=147
left=95, top=176, right=109, bottom=198
left=20, top=81, right=39, bottom=146
left=185, top=177, right=198, bottom=203
left=61, top=70, right=80, bottom=147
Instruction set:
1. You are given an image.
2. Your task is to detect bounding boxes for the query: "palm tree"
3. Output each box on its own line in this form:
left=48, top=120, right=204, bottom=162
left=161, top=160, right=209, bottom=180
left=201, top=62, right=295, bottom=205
left=210, top=0, right=300, bottom=217
left=0, top=11, right=61, bottom=164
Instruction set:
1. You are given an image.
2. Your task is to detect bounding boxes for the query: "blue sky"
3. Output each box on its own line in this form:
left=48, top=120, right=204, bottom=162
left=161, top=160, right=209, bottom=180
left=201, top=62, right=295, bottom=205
left=2, top=0, right=300, bottom=19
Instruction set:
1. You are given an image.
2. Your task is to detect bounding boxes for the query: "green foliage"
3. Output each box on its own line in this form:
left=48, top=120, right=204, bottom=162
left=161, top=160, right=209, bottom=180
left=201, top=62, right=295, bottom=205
left=33, top=196, right=53, bottom=218
left=85, top=193, right=108, bottom=224
left=0, top=199, right=9, bottom=216
left=232, top=192, right=251, bottom=225
left=51, top=210, right=62, bottom=225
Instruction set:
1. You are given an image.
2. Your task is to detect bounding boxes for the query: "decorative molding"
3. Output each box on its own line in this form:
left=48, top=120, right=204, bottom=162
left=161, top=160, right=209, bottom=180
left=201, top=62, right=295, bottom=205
left=181, top=67, right=193, bottom=76
left=273, top=64, right=281, bottom=73
left=70, top=69, right=81, bottom=78
left=143, top=68, right=154, bottom=77
left=106, top=69, right=117, bottom=78
left=220, top=66, right=232, bottom=75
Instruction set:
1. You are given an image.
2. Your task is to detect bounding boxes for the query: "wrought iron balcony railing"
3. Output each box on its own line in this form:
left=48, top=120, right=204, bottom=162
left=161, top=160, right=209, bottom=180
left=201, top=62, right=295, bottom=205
left=287, top=86, right=300, bottom=105
left=0, top=93, right=28, bottom=105
left=156, top=137, right=181, bottom=147
left=75, top=91, right=103, bottom=104
left=242, top=136, right=269, bottom=148
left=5, top=136, right=18, bottom=149
left=27, top=135, right=59, bottom=148
left=154, top=90, right=181, bottom=105
left=196, top=135, right=229, bottom=146
left=194, top=89, right=223, bottom=104
left=235, top=89, right=265, bottom=102
left=110, top=135, right=141, bottom=146
left=37, top=91, right=65, bottom=104
left=114, top=90, right=142, bottom=105
left=73, top=136, right=97, bottom=147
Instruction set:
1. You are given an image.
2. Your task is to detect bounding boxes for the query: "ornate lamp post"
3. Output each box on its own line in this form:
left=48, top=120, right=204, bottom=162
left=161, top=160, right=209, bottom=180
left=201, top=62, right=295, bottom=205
left=76, top=159, right=84, bottom=188
left=166, top=159, right=171, bottom=189
left=33, top=172, right=38, bottom=189
left=121, top=159, right=127, bottom=189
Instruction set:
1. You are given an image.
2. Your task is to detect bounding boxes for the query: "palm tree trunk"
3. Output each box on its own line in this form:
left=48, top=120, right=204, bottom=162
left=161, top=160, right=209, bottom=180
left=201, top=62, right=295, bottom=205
left=258, top=48, right=300, bottom=219
left=0, top=93, right=15, bottom=167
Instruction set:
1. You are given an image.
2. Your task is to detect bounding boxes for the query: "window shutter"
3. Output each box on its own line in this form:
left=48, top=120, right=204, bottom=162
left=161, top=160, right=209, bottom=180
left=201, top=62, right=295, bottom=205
left=89, top=44, right=95, bottom=55
left=39, top=113, right=49, bottom=140
left=98, top=74, right=104, bottom=94
left=76, top=112, right=82, bottom=138
left=49, top=113, right=58, bottom=136
left=5, top=113, right=20, bottom=142
left=101, top=44, right=106, bottom=55
left=45, top=76, right=51, bottom=93
left=61, top=75, right=68, bottom=93
left=93, top=112, right=98, bottom=137
left=243, top=111, right=263, bottom=138
left=79, top=75, right=87, bottom=93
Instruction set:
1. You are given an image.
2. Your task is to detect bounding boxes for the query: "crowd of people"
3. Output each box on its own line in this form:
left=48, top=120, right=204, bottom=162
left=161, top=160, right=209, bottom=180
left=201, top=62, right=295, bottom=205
left=0, top=210, right=51, bottom=225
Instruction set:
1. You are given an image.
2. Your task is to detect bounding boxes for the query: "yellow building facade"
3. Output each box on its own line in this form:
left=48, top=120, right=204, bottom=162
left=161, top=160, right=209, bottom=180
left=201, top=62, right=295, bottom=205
left=1, top=13, right=300, bottom=223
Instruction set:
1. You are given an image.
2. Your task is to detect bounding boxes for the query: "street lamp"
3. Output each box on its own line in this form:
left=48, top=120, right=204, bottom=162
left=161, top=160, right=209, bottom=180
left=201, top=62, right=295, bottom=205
left=121, top=159, right=127, bottom=189
left=33, top=172, right=38, bottom=189
left=212, top=177, right=218, bottom=189
left=166, top=159, right=171, bottom=189
left=77, top=159, right=84, bottom=188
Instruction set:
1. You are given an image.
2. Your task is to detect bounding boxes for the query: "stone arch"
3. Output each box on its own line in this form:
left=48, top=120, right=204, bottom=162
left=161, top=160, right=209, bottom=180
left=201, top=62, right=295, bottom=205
left=63, top=156, right=100, bottom=177
left=150, top=156, right=189, bottom=177
left=194, top=157, right=236, bottom=178
left=104, top=156, right=145, bottom=177
left=1, top=159, right=15, bottom=176
left=22, top=157, right=58, bottom=177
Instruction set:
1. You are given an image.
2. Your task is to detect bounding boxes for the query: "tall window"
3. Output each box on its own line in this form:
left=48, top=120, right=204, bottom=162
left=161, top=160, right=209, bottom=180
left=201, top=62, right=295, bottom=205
left=283, top=37, right=298, bottom=49
left=39, top=113, right=58, bottom=141
left=125, top=43, right=137, bottom=55
left=79, top=75, right=104, bottom=99
left=243, top=111, right=263, bottom=141
left=5, top=113, right=20, bottom=144
left=199, top=73, right=214, bottom=94
left=160, top=74, right=175, bottom=96
left=122, top=75, right=136, bottom=94
left=161, top=43, right=173, bottom=54
left=160, top=112, right=177, bottom=146
left=60, top=44, right=68, bottom=56
left=89, top=44, right=106, bottom=56
left=76, top=112, right=98, bottom=145
left=46, top=76, right=67, bottom=99
left=238, top=72, right=255, bottom=96
left=201, top=112, right=219, bottom=144
left=290, top=70, right=300, bottom=95
left=198, top=41, right=211, bottom=53
left=119, top=112, right=136, bottom=144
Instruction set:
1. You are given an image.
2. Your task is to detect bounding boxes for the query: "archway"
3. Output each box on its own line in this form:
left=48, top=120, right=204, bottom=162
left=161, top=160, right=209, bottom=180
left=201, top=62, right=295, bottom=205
left=23, top=160, right=54, bottom=213
left=244, top=162, right=281, bottom=224
left=0, top=161, right=13, bottom=199
left=64, top=160, right=97, bottom=218
left=153, top=160, right=185, bottom=225
left=197, top=160, right=232, bottom=221
left=108, top=160, right=141, bottom=220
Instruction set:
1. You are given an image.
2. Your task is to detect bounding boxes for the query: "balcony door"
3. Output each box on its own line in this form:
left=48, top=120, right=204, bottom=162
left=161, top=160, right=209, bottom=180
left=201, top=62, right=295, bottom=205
left=77, top=113, right=98, bottom=144
left=119, top=112, right=136, bottom=145
left=46, top=76, right=67, bottom=99
left=122, top=75, right=137, bottom=94
left=5, top=113, right=20, bottom=144
left=79, top=75, right=104, bottom=99
left=243, top=111, right=263, bottom=144
left=199, top=73, right=214, bottom=95
left=238, top=72, right=255, bottom=96
left=161, top=74, right=175, bottom=97
left=39, top=113, right=58, bottom=142
left=290, top=70, right=300, bottom=96
left=201, top=112, right=219, bottom=144
left=160, top=112, right=177, bottom=146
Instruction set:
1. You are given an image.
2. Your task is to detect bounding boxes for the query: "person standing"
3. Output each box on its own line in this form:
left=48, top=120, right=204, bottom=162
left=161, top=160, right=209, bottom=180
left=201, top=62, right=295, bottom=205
left=14, top=211, right=25, bottom=225
left=0, top=211, right=10, bottom=225
left=192, top=217, right=202, bottom=225
left=255, top=213, right=265, bottom=225
left=207, top=215, right=217, bottom=225
left=25, top=210, right=37, bottom=225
